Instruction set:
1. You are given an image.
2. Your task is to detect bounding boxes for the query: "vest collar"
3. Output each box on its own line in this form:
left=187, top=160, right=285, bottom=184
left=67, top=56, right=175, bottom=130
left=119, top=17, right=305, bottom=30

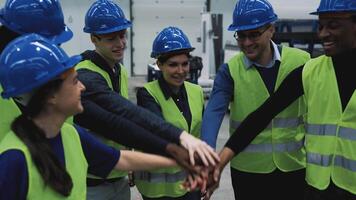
left=81, top=50, right=120, bottom=76
left=158, top=77, right=186, bottom=100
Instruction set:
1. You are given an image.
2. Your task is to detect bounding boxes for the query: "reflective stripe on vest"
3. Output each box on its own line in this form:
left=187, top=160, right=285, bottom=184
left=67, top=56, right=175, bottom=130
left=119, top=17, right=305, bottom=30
left=228, top=46, right=309, bottom=173
left=230, top=117, right=303, bottom=131
left=307, top=153, right=356, bottom=172
left=0, top=123, right=88, bottom=199
left=307, top=152, right=332, bottom=167
left=135, top=80, right=204, bottom=198
left=135, top=171, right=187, bottom=183
left=306, top=123, right=356, bottom=171
left=244, top=139, right=304, bottom=153
left=305, top=124, right=337, bottom=136
left=76, top=60, right=128, bottom=179
left=306, top=123, right=356, bottom=141
left=274, top=117, right=304, bottom=128
left=302, top=55, right=356, bottom=193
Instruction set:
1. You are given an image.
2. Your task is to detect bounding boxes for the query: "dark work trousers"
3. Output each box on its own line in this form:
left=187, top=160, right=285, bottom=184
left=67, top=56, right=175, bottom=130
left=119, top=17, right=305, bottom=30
left=142, top=190, right=201, bottom=200
left=304, top=181, right=356, bottom=200
left=231, top=167, right=305, bottom=200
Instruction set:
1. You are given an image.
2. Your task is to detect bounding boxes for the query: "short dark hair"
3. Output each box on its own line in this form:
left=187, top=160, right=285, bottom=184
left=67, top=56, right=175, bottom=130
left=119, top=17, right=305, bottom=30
left=91, top=34, right=102, bottom=41
left=352, top=14, right=356, bottom=22
left=157, top=50, right=191, bottom=64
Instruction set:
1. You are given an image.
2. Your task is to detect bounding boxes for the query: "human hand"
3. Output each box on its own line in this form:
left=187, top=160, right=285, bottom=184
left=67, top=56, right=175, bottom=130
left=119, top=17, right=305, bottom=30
left=181, top=168, right=208, bottom=193
left=165, top=143, right=201, bottom=174
left=202, top=165, right=221, bottom=200
left=181, top=164, right=222, bottom=195
left=179, top=131, right=220, bottom=166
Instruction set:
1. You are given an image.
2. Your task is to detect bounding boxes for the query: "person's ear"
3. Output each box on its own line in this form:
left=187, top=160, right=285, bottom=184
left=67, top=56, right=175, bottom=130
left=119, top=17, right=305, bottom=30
left=268, top=25, right=275, bottom=38
left=270, top=25, right=275, bottom=34
left=157, top=60, right=163, bottom=71
left=91, top=34, right=98, bottom=44
left=46, top=93, right=57, bottom=106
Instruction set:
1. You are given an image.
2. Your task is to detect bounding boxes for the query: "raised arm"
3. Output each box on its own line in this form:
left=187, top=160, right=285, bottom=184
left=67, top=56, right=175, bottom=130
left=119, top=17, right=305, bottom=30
left=115, top=150, right=176, bottom=171
left=201, top=64, right=234, bottom=148
left=77, top=69, right=182, bottom=142
left=205, top=66, right=305, bottom=199
left=77, top=69, right=219, bottom=166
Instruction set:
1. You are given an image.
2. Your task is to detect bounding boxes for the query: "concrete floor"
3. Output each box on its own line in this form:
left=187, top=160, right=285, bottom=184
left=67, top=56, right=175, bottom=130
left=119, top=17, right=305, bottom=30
left=128, top=77, right=234, bottom=200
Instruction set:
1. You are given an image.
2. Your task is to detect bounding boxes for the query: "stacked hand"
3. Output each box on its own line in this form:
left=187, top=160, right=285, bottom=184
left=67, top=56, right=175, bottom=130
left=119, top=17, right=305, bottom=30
left=181, top=164, right=221, bottom=200
left=179, top=131, right=219, bottom=166
left=165, top=143, right=221, bottom=198
left=166, top=132, right=225, bottom=199
left=202, top=164, right=222, bottom=199
left=165, top=143, right=202, bottom=173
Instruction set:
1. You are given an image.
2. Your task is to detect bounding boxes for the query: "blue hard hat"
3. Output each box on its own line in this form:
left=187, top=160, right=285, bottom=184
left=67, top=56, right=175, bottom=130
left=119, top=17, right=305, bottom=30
left=228, top=0, right=278, bottom=32
left=83, top=0, right=132, bottom=34
left=151, top=26, right=195, bottom=59
left=311, top=0, right=356, bottom=15
left=0, top=34, right=81, bottom=99
left=0, top=0, right=73, bottom=44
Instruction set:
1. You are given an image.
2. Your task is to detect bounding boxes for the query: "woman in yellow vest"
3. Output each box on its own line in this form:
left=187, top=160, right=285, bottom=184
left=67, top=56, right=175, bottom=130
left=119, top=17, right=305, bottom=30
left=135, top=26, right=204, bottom=200
left=0, top=0, right=74, bottom=141
left=0, top=34, right=179, bottom=200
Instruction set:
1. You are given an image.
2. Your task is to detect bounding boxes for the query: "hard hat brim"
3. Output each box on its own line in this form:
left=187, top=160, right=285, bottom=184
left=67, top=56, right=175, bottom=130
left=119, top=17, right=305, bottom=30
left=83, top=22, right=132, bottom=34
left=1, top=55, right=82, bottom=99
left=310, top=10, right=356, bottom=15
left=50, top=26, right=74, bottom=44
left=227, top=16, right=277, bottom=32
left=151, top=47, right=195, bottom=59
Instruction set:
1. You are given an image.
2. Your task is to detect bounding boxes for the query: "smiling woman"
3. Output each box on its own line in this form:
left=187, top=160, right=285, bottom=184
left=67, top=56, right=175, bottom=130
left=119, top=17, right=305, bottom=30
left=157, top=54, right=190, bottom=91
left=135, top=26, right=205, bottom=200
left=0, top=33, right=179, bottom=200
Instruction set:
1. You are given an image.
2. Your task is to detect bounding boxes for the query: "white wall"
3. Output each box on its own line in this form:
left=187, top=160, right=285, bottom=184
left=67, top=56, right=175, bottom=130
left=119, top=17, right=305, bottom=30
left=0, top=0, right=321, bottom=76
left=210, top=0, right=320, bottom=48
left=131, top=0, right=206, bottom=75
left=59, top=0, right=132, bottom=76
left=0, top=0, right=133, bottom=75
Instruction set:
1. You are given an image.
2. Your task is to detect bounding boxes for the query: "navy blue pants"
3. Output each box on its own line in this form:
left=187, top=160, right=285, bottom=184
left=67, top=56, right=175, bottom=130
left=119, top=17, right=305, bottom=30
left=231, top=167, right=305, bottom=200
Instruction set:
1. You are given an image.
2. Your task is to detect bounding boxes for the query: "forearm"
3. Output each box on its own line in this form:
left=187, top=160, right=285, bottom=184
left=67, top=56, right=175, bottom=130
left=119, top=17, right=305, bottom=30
left=75, top=100, right=170, bottom=156
left=201, top=100, right=229, bottom=148
left=90, top=91, right=182, bottom=143
left=201, top=63, right=233, bottom=148
left=78, top=70, right=182, bottom=144
left=218, top=147, right=235, bottom=171
left=116, top=150, right=177, bottom=171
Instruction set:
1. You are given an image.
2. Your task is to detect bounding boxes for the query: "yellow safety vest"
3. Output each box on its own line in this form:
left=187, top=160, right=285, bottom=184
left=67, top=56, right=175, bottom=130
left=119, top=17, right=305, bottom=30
left=0, top=123, right=88, bottom=199
left=135, top=80, right=204, bottom=198
left=302, top=55, right=356, bottom=194
left=229, top=46, right=310, bottom=173
left=0, top=85, right=21, bottom=141
left=76, top=60, right=128, bottom=179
